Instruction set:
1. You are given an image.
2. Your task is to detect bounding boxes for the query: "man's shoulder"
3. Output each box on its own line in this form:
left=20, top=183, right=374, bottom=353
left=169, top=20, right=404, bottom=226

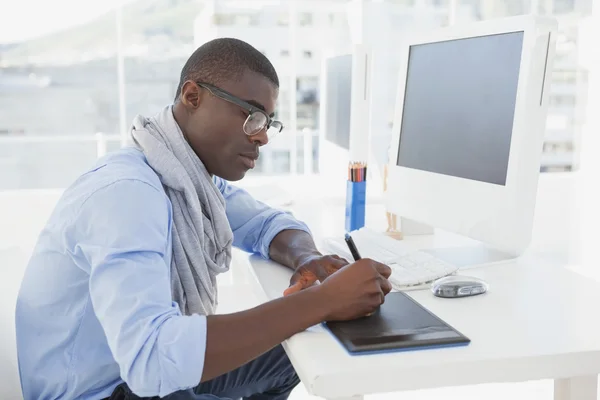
left=81, top=146, right=163, bottom=189
left=63, top=147, right=167, bottom=210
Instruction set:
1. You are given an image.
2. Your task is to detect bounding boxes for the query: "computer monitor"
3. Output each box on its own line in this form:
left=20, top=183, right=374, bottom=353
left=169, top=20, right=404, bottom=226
left=319, top=53, right=353, bottom=173
left=384, top=15, right=557, bottom=256
left=319, top=47, right=374, bottom=178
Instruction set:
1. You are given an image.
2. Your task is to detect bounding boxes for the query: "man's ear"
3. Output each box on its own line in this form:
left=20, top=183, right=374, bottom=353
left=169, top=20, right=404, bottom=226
left=180, top=81, right=203, bottom=109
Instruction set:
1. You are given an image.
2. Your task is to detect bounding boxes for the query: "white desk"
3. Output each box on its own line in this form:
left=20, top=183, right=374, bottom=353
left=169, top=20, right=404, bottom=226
left=238, top=172, right=600, bottom=400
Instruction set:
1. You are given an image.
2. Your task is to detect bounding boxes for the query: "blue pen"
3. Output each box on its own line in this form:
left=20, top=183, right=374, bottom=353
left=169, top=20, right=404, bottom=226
left=344, top=233, right=362, bottom=261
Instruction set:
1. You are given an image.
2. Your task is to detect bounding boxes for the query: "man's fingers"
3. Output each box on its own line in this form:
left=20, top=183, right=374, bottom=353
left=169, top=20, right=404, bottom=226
left=380, top=277, right=393, bottom=295
left=312, top=257, right=347, bottom=282
left=284, top=271, right=317, bottom=296
left=331, top=254, right=350, bottom=265
left=336, top=257, right=350, bottom=266
left=324, top=257, right=348, bottom=274
left=283, top=281, right=303, bottom=296
left=284, top=281, right=303, bottom=296
left=375, top=262, right=392, bottom=279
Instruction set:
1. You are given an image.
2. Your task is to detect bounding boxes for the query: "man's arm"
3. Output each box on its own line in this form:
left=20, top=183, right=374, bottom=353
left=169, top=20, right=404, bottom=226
left=214, top=178, right=349, bottom=295
left=214, top=178, right=313, bottom=263
left=202, top=284, right=328, bottom=381
left=77, top=180, right=207, bottom=398
left=268, top=229, right=321, bottom=270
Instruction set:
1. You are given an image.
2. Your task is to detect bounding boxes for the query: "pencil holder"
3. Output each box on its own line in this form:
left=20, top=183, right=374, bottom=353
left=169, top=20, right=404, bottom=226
left=345, top=180, right=366, bottom=232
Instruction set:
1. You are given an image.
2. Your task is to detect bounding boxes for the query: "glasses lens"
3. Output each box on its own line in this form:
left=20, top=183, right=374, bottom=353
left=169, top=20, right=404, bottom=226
left=243, top=112, right=267, bottom=135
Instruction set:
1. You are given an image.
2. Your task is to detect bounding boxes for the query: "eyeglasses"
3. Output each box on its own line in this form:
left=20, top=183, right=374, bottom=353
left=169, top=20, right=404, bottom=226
left=196, top=82, right=284, bottom=140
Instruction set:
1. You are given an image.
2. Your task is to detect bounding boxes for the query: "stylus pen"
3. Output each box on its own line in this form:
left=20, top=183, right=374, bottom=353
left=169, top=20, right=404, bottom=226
left=344, top=233, right=362, bottom=261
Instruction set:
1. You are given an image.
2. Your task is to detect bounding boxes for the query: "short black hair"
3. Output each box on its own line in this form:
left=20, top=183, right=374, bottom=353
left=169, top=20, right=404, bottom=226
left=174, top=38, right=279, bottom=101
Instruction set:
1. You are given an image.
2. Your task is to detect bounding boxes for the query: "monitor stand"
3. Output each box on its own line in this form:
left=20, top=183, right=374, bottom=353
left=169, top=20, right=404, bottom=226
left=384, top=216, right=434, bottom=239
left=395, top=217, right=518, bottom=268
left=399, top=217, right=434, bottom=235
left=424, top=245, right=518, bottom=269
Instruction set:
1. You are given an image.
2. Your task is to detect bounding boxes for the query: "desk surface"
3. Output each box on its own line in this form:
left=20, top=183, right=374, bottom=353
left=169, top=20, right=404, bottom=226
left=241, top=172, right=600, bottom=399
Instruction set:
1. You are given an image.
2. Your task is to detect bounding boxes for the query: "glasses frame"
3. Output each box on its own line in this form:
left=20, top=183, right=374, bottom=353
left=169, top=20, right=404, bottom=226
left=196, top=82, right=284, bottom=137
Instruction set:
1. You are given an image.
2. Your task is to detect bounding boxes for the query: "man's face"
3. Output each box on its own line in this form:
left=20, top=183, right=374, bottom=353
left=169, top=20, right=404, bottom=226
left=179, top=70, right=279, bottom=181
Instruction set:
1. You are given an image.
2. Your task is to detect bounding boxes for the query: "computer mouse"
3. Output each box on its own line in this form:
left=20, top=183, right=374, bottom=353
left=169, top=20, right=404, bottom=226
left=431, top=275, right=488, bottom=298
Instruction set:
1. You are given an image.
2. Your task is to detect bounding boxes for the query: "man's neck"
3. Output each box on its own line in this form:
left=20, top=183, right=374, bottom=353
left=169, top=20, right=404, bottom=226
left=171, top=102, right=188, bottom=141
left=171, top=102, right=214, bottom=177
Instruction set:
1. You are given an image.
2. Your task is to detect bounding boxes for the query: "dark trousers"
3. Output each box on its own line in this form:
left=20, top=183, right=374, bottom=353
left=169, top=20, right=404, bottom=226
left=107, top=345, right=300, bottom=400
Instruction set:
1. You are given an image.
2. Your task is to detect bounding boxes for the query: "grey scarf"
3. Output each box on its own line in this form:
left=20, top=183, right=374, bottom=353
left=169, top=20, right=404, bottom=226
left=130, top=105, right=232, bottom=316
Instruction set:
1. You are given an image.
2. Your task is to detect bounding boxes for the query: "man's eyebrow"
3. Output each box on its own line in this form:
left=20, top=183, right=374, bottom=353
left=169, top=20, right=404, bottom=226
left=245, top=99, right=275, bottom=118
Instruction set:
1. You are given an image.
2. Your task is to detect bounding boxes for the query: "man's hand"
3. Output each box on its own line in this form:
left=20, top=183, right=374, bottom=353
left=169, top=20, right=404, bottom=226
left=283, top=254, right=349, bottom=296
left=318, top=258, right=392, bottom=320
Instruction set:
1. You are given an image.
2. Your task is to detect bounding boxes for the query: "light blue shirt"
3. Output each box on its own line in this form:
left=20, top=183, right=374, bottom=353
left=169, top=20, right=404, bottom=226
left=15, top=147, right=310, bottom=400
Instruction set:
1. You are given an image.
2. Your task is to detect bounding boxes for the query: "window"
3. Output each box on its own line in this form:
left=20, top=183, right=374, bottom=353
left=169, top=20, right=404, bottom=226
left=1, top=0, right=593, bottom=193
left=272, top=151, right=290, bottom=172
left=550, top=95, right=577, bottom=107
left=214, top=14, right=258, bottom=26
left=299, top=12, right=313, bottom=26
left=328, top=13, right=335, bottom=26
left=388, top=0, right=416, bottom=6
left=553, top=70, right=578, bottom=84
left=550, top=0, right=576, bottom=14
left=235, top=14, right=254, bottom=26
left=543, top=141, right=574, bottom=152
left=213, top=14, right=235, bottom=26
left=277, top=13, right=289, bottom=26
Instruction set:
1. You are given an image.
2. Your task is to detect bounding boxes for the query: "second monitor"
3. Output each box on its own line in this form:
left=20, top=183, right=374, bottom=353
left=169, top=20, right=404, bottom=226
left=385, top=15, right=557, bottom=256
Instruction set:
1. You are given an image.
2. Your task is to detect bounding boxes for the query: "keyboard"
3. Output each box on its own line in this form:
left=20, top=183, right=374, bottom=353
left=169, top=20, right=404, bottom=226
left=320, top=228, right=459, bottom=290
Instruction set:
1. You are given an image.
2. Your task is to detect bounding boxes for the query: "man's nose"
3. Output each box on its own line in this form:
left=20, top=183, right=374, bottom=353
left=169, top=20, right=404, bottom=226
left=249, top=128, right=269, bottom=146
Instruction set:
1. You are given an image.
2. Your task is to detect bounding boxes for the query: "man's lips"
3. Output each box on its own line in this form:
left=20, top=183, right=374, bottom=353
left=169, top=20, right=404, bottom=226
left=240, top=153, right=258, bottom=169
left=240, top=152, right=259, bottom=160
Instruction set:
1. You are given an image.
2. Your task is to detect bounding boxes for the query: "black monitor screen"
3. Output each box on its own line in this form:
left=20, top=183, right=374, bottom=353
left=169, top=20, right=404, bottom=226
left=396, top=32, right=524, bottom=186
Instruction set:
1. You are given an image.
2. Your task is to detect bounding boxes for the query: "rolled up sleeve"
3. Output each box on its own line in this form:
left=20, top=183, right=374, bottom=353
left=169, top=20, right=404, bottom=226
left=74, top=179, right=206, bottom=398
left=214, top=177, right=311, bottom=258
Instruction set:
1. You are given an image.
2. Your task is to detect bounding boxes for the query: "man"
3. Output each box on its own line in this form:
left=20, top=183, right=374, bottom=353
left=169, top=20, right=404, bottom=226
left=15, top=38, right=391, bottom=400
